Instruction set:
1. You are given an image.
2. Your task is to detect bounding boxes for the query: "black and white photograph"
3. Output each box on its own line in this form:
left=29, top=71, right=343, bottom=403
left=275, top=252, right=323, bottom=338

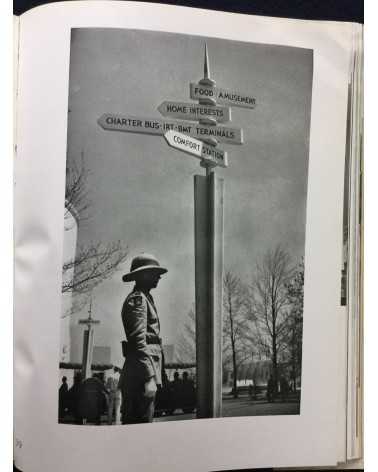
left=58, top=28, right=313, bottom=426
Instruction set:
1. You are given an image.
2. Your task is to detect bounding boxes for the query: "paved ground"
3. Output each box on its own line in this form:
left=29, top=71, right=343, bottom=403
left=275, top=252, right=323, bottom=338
left=60, top=396, right=300, bottom=424
left=222, top=397, right=300, bottom=417
left=154, top=396, right=300, bottom=422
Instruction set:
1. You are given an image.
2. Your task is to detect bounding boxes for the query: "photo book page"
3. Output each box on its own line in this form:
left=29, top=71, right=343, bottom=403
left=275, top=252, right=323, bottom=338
left=14, top=2, right=362, bottom=471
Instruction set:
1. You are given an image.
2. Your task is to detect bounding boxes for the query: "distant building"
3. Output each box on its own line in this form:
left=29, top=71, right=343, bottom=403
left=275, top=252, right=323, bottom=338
left=237, top=360, right=273, bottom=386
left=163, top=344, right=175, bottom=364
left=60, top=204, right=78, bottom=369
left=93, top=346, right=111, bottom=365
left=224, top=359, right=301, bottom=390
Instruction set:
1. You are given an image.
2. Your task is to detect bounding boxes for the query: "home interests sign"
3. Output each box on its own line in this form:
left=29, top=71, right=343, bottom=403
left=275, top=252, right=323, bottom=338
left=158, top=101, right=231, bottom=123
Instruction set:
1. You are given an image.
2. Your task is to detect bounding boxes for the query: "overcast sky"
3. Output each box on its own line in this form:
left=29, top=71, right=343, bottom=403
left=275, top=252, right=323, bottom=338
left=64, top=28, right=313, bottom=366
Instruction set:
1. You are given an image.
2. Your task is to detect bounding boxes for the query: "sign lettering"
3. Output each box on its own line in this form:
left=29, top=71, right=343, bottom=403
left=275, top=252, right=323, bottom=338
left=158, top=101, right=231, bottom=123
left=190, top=83, right=256, bottom=109
left=164, top=130, right=228, bottom=168
left=98, top=114, right=243, bottom=144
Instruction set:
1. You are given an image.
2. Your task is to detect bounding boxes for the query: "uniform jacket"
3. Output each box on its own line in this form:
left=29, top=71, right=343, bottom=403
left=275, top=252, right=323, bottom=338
left=121, top=288, right=162, bottom=386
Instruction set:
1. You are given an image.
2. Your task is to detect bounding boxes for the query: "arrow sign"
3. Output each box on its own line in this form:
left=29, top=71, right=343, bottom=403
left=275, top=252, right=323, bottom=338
left=190, top=83, right=256, bottom=109
left=164, top=130, right=228, bottom=168
left=98, top=113, right=243, bottom=144
left=158, top=101, right=231, bottom=123
left=78, top=319, right=100, bottom=325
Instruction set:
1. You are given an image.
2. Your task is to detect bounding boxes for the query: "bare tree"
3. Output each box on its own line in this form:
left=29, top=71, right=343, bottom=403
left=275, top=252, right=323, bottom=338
left=65, top=152, right=92, bottom=225
left=62, top=154, right=129, bottom=316
left=61, top=295, right=90, bottom=319
left=175, top=273, right=254, bottom=389
left=175, top=306, right=196, bottom=363
left=62, top=240, right=128, bottom=294
left=282, top=259, right=304, bottom=392
left=249, top=245, right=295, bottom=394
left=223, top=270, right=251, bottom=398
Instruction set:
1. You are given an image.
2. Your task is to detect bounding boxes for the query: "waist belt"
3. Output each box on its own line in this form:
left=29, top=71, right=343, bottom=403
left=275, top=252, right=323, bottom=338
left=121, top=337, right=162, bottom=357
left=146, top=335, right=162, bottom=345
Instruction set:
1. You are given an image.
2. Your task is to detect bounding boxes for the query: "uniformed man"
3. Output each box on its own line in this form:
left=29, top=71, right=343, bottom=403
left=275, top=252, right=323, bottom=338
left=120, top=253, right=167, bottom=424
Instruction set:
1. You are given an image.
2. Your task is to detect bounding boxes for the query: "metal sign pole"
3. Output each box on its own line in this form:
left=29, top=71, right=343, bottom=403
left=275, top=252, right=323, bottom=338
left=194, top=172, right=223, bottom=418
left=194, top=45, right=223, bottom=418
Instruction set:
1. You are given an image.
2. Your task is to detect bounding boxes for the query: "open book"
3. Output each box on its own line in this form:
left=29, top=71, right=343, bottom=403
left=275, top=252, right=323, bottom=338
left=14, top=2, right=363, bottom=470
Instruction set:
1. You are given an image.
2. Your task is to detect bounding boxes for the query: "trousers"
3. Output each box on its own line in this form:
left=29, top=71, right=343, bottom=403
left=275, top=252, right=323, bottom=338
left=107, top=391, right=122, bottom=425
left=121, top=378, right=156, bottom=424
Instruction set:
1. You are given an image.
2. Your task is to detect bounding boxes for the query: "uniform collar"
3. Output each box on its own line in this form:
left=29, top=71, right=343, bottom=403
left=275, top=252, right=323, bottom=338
left=133, top=285, right=155, bottom=307
left=133, top=285, right=150, bottom=297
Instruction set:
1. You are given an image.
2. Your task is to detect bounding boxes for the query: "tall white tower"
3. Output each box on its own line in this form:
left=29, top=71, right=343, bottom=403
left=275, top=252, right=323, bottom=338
left=60, top=202, right=79, bottom=364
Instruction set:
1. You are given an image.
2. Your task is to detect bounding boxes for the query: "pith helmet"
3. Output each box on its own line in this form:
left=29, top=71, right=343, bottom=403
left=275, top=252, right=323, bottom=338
left=122, top=253, right=168, bottom=282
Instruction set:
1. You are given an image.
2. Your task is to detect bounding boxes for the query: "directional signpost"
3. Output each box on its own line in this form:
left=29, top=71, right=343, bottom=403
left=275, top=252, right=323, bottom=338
left=164, top=130, right=228, bottom=168
left=98, top=43, right=256, bottom=420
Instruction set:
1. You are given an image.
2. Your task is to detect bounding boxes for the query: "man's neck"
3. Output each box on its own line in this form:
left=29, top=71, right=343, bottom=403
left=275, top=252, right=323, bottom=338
left=134, top=283, right=150, bottom=294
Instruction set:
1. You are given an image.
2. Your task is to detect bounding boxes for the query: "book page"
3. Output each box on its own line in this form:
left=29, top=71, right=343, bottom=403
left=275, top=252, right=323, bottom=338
left=14, top=2, right=354, bottom=470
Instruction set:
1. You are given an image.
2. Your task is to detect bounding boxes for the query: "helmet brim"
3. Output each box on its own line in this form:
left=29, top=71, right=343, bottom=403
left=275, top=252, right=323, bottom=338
left=122, top=265, right=167, bottom=282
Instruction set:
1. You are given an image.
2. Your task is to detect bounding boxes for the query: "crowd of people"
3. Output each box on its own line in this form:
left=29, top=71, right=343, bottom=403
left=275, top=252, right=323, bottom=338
left=59, top=372, right=121, bottom=425
left=156, top=371, right=196, bottom=416
left=58, top=370, right=196, bottom=425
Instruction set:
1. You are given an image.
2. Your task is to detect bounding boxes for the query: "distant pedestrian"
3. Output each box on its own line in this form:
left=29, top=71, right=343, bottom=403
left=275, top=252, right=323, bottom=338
left=181, top=371, right=196, bottom=414
left=172, top=371, right=182, bottom=388
left=77, top=374, right=109, bottom=425
left=267, top=375, right=275, bottom=403
left=106, top=376, right=119, bottom=425
left=67, top=371, right=83, bottom=423
left=58, top=376, right=69, bottom=419
left=280, top=376, right=289, bottom=402
left=116, top=368, right=124, bottom=424
left=248, top=383, right=253, bottom=400
left=171, top=371, right=183, bottom=412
